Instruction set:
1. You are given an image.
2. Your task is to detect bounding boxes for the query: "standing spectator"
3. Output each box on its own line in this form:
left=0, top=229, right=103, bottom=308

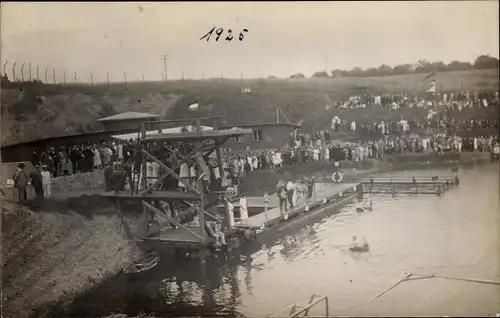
left=264, top=192, right=269, bottom=216
left=40, top=150, right=54, bottom=177
left=70, top=145, right=82, bottom=174
left=29, top=165, right=44, bottom=201
left=276, top=180, right=287, bottom=215
left=41, top=165, right=52, bottom=199
left=117, top=141, right=124, bottom=161
left=57, top=147, right=68, bottom=176
left=101, top=143, right=113, bottom=167
left=30, top=150, right=40, bottom=167
left=13, top=163, right=28, bottom=202
left=92, top=145, right=102, bottom=170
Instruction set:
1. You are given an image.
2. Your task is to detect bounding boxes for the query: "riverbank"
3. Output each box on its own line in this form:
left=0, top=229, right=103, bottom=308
left=1, top=151, right=470, bottom=317
left=1, top=197, right=145, bottom=318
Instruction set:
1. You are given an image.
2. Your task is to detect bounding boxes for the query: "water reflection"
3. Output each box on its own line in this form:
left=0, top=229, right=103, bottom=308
left=58, top=164, right=500, bottom=317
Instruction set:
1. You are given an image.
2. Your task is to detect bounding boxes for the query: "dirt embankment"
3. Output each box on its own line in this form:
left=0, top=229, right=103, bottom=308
left=1, top=196, right=145, bottom=318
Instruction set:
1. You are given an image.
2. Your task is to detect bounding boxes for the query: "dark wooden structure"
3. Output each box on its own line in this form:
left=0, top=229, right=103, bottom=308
left=104, top=116, right=253, bottom=256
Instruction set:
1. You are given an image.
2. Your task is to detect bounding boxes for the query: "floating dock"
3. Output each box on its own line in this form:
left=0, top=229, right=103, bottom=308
left=233, top=182, right=359, bottom=231
left=358, top=175, right=459, bottom=196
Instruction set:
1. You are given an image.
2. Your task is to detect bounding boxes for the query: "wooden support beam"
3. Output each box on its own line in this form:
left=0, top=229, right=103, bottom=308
left=141, top=172, right=170, bottom=196
left=142, top=201, right=203, bottom=241
left=197, top=176, right=206, bottom=240
left=143, top=150, right=201, bottom=196
left=181, top=140, right=210, bottom=163
left=215, top=140, right=231, bottom=230
left=201, top=137, right=230, bottom=161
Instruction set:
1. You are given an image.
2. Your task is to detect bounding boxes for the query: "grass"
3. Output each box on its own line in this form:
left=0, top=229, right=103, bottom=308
left=1, top=68, right=498, bottom=147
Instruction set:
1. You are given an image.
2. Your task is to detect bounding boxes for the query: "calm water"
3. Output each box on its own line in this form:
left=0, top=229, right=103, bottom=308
left=58, top=163, right=500, bottom=317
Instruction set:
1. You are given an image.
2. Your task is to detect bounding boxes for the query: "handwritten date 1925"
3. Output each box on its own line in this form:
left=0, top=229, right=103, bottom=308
left=200, top=27, right=248, bottom=42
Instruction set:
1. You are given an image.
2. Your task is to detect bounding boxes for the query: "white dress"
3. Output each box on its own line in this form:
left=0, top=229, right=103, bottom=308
left=239, top=197, right=248, bottom=220
left=228, top=202, right=235, bottom=227
left=93, top=149, right=102, bottom=167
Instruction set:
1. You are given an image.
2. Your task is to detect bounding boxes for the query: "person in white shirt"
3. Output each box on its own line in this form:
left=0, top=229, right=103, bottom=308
left=227, top=200, right=235, bottom=227
left=239, top=194, right=248, bottom=221
left=117, top=142, right=124, bottom=161
left=286, top=180, right=296, bottom=208
left=41, top=165, right=52, bottom=199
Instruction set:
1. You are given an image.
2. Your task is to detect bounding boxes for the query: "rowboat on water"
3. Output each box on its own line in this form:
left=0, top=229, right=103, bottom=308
left=349, top=243, right=370, bottom=252
left=349, top=236, right=370, bottom=252
left=123, top=251, right=160, bottom=274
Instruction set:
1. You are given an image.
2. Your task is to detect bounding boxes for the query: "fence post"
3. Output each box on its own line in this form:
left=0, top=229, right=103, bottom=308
left=64, top=70, right=67, bottom=84
left=107, top=72, right=110, bottom=85
left=12, top=62, right=16, bottom=81
left=3, top=61, right=7, bottom=76
left=74, top=72, right=77, bottom=84
left=90, top=72, right=93, bottom=85
left=28, top=63, right=32, bottom=81
left=45, top=67, right=48, bottom=83
left=21, top=63, right=25, bottom=81
left=53, top=68, right=56, bottom=84
left=36, top=65, right=39, bottom=81
left=124, top=72, right=127, bottom=85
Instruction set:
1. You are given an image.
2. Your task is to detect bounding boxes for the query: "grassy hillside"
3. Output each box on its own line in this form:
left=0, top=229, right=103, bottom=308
left=1, top=68, right=498, bottom=147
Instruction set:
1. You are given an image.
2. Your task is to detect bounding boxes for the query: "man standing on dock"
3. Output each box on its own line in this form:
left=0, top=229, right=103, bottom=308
left=286, top=180, right=296, bottom=209
left=277, top=180, right=287, bottom=215
left=306, top=176, right=315, bottom=202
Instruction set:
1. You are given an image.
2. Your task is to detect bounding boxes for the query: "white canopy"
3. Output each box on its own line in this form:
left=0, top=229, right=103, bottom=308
left=111, top=125, right=214, bottom=141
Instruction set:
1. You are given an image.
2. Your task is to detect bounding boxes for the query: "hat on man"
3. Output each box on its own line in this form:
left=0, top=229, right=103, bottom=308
left=18, top=163, right=25, bottom=168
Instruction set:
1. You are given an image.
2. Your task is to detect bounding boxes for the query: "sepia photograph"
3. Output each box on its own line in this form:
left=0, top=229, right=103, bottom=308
left=1, top=1, right=499, bottom=317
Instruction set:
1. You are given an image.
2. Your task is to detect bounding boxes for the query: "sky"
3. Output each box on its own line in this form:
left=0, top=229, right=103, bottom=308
left=1, top=1, right=498, bottom=82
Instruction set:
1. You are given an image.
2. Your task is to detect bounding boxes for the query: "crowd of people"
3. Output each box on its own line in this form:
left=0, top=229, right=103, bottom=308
left=335, top=90, right=499, bottom=110
left=14, top=86, right=498, bottom=204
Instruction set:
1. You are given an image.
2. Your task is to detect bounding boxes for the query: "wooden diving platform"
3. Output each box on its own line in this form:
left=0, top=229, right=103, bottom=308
left=142, top=128, right=253, bottom=142
left=233, top=182, right=359, bottom=230
left=101, top=190, right=200, bottom=201
left=143, top=227, right=212, bottom=247
left=216, top=196, right=279, bottom=209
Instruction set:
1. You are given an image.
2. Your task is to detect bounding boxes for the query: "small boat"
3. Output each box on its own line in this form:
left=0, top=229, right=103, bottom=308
left=349, top=243, right=370, bottom=252
left=123, top=251, right=160, bottom=274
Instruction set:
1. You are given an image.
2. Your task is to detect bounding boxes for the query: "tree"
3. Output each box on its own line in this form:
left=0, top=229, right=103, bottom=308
left=448, top=60, right=472, bottom=71
left=311, top=71, right=330, bottom=78
left=330, top=69, right=345, bottom=78
left=378, top=64, right=393, bottom=76
left=473, top=55, right=499, bottom=69
left=393, top=63, right=414, bottom=75
left=289, top=73, right=305, bottom=79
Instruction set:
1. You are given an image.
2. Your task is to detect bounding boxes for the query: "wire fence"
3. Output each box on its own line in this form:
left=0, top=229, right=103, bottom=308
left=0, top=61, right=251, bottom=87
left=0, top=60, right=141, bottom=86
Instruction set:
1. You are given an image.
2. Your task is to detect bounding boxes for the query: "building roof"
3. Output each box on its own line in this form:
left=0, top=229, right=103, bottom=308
left=96, top=112, right=161, bottom=122
left=111, top=126, right=214, bottom=141
left=219, top=122, right=301, bottom=129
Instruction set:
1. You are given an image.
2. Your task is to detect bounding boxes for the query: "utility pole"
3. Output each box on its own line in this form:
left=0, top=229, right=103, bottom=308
left=160, top=54, right=168, bottom=81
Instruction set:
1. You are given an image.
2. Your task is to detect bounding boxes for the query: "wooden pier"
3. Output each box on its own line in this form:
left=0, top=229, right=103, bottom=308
left=359, top=175, right=459, bottom=196
left=233, top=182, right=359, bottom=231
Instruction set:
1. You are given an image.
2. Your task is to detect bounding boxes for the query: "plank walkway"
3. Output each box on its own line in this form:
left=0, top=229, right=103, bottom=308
left=101, top=190, right=199, bottom=201
left=234, top=182, right=358, bottom=229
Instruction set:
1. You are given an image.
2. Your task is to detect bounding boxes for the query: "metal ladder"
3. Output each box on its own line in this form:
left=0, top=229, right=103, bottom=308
left=271, top=294, right=329, bottom=317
